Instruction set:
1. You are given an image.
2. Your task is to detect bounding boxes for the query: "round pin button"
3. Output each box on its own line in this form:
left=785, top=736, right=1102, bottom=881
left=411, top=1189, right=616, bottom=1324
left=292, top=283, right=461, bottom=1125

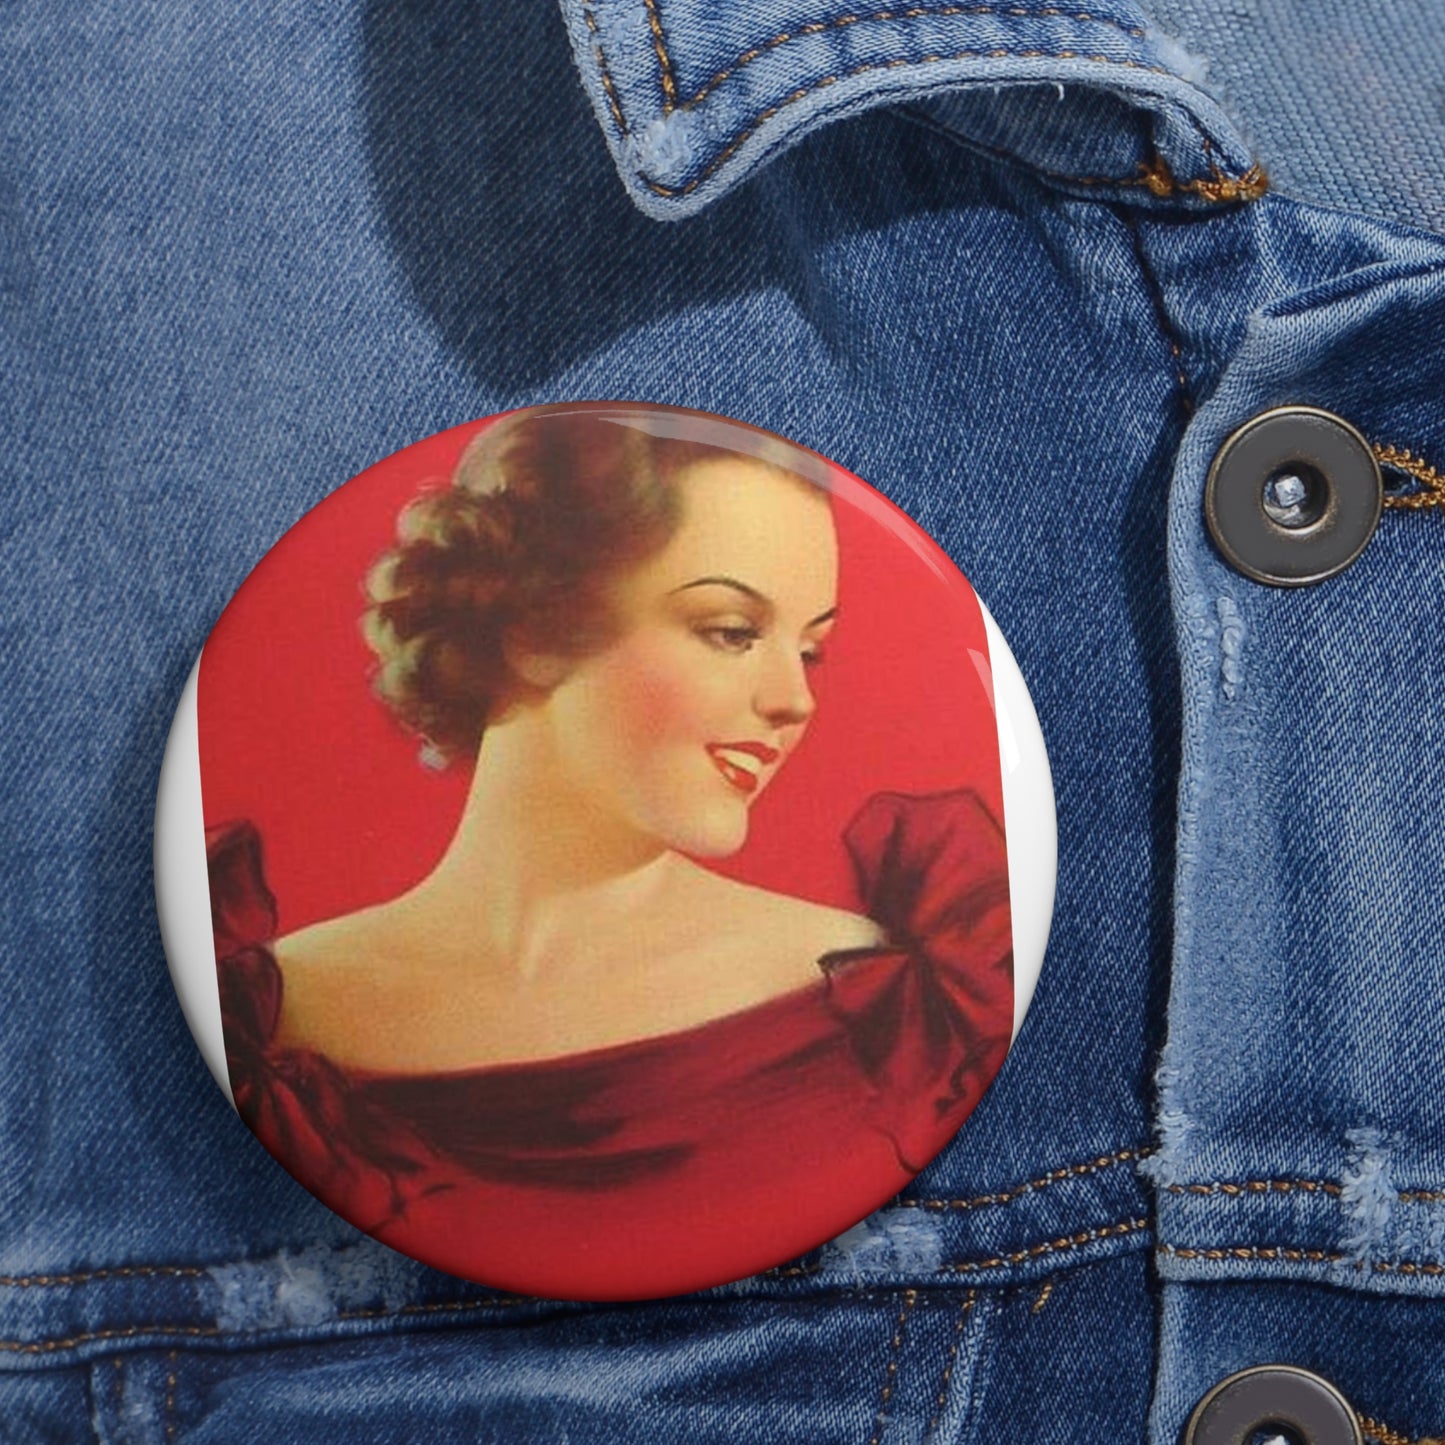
left=155, top=403, right=1055, bottom=1300
left=1204, top=405, right=1382, bottom=586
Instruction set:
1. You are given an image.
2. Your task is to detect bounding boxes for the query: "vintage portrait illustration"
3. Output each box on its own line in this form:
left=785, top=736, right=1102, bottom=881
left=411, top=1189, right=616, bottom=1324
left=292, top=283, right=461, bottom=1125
left=200, top=403, right=1014, bottom=1299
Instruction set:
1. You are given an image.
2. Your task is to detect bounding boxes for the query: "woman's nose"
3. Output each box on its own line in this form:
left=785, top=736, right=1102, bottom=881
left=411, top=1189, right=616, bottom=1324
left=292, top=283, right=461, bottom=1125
left=754, top=645, right=816, bottom=728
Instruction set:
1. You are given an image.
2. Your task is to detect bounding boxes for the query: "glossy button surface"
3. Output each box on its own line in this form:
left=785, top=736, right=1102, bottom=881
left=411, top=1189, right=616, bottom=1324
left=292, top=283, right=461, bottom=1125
left=155, top=402, right=1055, bottom=1300
left=1184, top=1365, right=1363, bottom=1445
left=1204, top=406, right=1382, bottom=586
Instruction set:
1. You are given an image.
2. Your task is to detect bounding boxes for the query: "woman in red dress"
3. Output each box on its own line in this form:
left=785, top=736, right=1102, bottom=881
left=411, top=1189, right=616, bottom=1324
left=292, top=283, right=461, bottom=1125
left=209, top=403, right=1013, bottom=1300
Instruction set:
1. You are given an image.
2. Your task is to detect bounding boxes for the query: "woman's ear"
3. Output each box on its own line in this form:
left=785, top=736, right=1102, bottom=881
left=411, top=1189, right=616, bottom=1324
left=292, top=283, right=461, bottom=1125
left=503, top=635, right=573, bottom=692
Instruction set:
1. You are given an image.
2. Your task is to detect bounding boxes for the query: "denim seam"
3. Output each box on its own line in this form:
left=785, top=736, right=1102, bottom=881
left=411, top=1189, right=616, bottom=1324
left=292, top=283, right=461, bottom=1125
left=897, top=1144, right=1153, bottom=1211
left=1159, top=1243, right=1343, bottom=1264
left=890, top=105, right=1277, bottom=210
left=1029, top=1277, right=1055, bottom=1313
left=331, top=1296, right=530, bottom=1320
left=1158, top=1242, right=1445, bottom=1277
left=1375, top=442, right=1445, bottom=510
left=1359, top=1413, right=1440, bottom=1445
left=1132, top=149, right=1267, bottom=205
left=164, top=1349, right=178, bottom=1442
left=643, top=0, right=678, bottom=108
left=0, top=1296, right=531, bottom=1356
left=642, top=6, right=1150, bottom=118
left=634, top=50, right=1199, bottom=200
left=0, top=1266, right=206, bottom=1289
left=1164, top=1178, right=1343, bottom=1198
left=583, top=7, right=628, bottom=132
left=867, top=1288, right=918, bottom=1445
left=1351, top=1258, right=1445, bottom=1277
left=1359, top=1416, right=1409, bottom=1445
left=1, top=1324, right=226, bottom=1356
left=896, top=109, right=1267, bottom=204
left=1164, top=1178, right=1445, bottom=1202
left=923, top=1290, right=976, bottom=1437
left=1, top=1229, right=1143, bottom=1354
left=763, top=1214, right=1151, bottom=1280
left=1120, top=208, right=1195, bottom=416
left=939, top=1216, right=1151, bottom=1272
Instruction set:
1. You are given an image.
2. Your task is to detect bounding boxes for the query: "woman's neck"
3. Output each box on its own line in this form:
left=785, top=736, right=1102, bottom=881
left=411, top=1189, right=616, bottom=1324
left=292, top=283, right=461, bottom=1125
left=410, top=714, right=676, bottom=982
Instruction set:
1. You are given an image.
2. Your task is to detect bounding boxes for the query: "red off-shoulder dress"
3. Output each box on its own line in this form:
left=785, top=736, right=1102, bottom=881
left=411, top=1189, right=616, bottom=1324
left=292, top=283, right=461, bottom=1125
left=209, top=789, right=1013, bottom=1301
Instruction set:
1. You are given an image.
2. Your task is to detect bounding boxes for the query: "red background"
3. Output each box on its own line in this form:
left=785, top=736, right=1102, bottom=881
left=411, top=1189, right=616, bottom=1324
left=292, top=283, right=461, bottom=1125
left=198, top=416, right=1003, bottom=934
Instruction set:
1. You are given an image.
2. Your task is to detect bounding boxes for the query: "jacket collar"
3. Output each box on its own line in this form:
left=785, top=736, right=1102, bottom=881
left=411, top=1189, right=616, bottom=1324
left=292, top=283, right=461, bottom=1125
left=560, top=0, right=1263, bottom=219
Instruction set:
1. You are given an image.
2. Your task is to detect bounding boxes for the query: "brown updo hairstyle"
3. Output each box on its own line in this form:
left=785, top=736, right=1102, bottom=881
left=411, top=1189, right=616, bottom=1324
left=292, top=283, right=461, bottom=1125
left=363, top=403, right=834, bottom=763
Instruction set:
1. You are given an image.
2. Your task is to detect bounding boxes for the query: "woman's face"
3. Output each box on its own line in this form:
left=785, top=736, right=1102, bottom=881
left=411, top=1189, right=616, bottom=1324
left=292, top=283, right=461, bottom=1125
left=536, top=457, right=839, bottom=859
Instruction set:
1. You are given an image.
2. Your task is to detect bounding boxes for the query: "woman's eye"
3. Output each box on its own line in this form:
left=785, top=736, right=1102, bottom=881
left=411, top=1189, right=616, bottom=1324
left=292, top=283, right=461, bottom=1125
left=698, top=623, right=761, bottom=653
left=802, top=646, right=826, bottom=669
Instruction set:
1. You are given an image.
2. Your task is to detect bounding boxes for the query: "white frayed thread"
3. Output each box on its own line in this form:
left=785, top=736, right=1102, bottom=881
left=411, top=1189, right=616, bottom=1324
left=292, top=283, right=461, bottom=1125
left=208, top=1243, right=425, bottom=1333
left=624, top=110, right=706, bottom=181
left=823, top=1209, right=944, bottom=1279
left=581, top=0, right=635, bottom=59
left=1421, top=1206, right=1445, bottom=1259
left=1137, top=1060, right=1191, bottom=1186
left=1341, top=1127, right=1395, bottom=1264
left=117, top=1374, right=163, bottom=1436
left=1150, top=30, right=1210, bottom=87
left=1216, top=595, right=1244, bottom=701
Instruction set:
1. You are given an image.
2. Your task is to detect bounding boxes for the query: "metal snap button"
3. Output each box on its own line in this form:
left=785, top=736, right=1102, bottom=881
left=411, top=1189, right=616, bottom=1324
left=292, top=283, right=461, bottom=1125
left=1204, top=406, right=1382, bottom=586
left=1183, top=1364, right=1363, bottom=1445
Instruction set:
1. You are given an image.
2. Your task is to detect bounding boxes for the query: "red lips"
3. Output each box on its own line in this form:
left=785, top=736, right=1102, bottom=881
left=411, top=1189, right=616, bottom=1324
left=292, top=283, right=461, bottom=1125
left=705, top=741, right=780, bottom=796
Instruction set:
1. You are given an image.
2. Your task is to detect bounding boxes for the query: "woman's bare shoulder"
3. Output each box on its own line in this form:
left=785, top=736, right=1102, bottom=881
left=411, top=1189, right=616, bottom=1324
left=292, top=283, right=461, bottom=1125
left=271, top=903, right=420, bottom=1057
left=275, top=904, right=401, bottom=980
left=680, top=867, right=884, bottom=985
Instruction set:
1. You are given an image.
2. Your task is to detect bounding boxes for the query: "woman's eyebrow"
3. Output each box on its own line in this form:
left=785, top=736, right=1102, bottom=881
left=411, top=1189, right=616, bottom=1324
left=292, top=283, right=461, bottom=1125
left=670, top=577, right=837, bottom=628
left=669, top=575, right=769, bottom=604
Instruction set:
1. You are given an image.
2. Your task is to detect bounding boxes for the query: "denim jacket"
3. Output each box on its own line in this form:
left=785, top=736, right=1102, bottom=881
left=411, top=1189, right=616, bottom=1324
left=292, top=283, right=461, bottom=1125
left=3, top=0, right=1445, bottom=1440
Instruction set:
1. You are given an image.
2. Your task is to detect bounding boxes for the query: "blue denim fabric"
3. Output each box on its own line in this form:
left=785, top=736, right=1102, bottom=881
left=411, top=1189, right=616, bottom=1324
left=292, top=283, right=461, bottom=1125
left=3, top=0, right=1445, bottom=1439
left=1143, top=1, right=1445, bottom=234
